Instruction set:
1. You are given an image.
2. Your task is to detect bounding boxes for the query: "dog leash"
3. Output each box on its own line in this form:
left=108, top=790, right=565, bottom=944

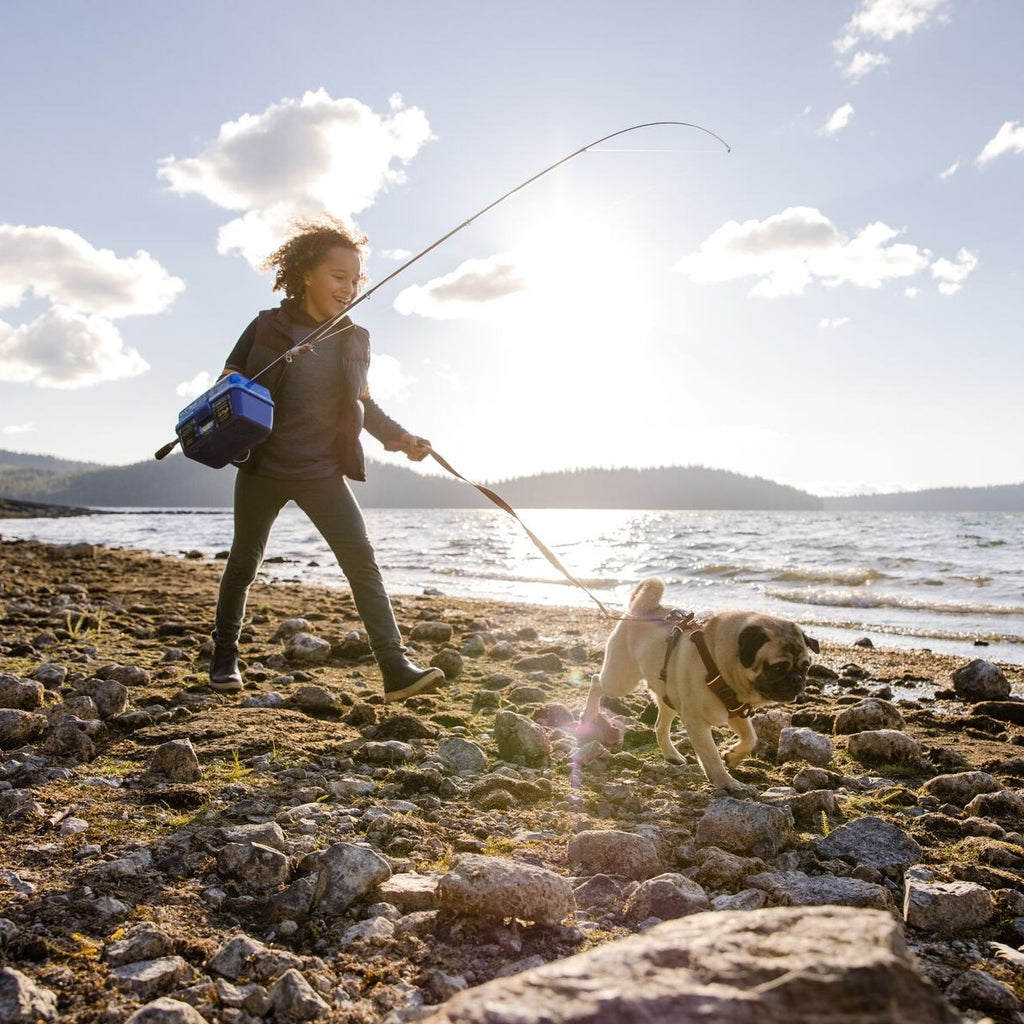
left=424, top=448, right=616, bottom=618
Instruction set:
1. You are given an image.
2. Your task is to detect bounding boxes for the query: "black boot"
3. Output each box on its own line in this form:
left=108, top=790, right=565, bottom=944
left=209, top=639, right=243, bottom=692
left=380, top=655, right=444, bottom=702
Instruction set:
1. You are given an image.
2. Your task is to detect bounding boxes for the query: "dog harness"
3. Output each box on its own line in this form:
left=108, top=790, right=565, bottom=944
left=660, top=613, right=754, bottom=720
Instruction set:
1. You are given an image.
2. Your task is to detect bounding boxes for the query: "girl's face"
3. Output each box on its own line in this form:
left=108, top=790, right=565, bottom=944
left=301, top=245, right=362, bottom=323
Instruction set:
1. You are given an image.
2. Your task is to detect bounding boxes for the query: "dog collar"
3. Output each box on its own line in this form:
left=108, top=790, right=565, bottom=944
left=689, top=629, right=754, bottom=720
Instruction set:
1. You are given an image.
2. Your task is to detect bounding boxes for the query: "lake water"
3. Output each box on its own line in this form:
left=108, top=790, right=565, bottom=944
left=2, top=507, right=1022, bottom=665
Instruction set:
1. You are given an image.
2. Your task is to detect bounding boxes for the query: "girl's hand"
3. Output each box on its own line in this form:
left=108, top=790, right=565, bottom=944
left=386, top=433, right=433, bottom=461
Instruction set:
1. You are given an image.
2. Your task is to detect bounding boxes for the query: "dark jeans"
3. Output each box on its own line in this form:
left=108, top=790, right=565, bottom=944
left=215, top=471, right=404, bottom=662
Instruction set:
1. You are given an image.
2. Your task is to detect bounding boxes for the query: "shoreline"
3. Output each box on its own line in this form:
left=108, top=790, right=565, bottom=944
left=1, top=536, right=1023, bottom=1022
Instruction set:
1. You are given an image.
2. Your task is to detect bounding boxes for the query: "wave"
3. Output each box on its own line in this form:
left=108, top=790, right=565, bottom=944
left=766, top=586, right=1024, bottom=618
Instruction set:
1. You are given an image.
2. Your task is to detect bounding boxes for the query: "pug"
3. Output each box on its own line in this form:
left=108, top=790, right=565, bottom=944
left=581, top=577, right=818, bottom=793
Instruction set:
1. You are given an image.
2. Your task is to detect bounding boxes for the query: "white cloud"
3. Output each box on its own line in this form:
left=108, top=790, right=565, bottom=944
left=0, top=224, right=183, bottom=318
left=159, top=90, right=434, bottom=267
left=842, top=50, right=891, bottom=80
left=938, top=158, right=961, bottom=180
left=836, top=0, right=950, bottom=53
left=819, top=104, right=855, bottom=136
left=930, top=248, right=979, bottom=295
left=393, top=254, right=530, bottom=320
left=976, top=121, right=1024, bottom=166
left=368, top=352, right=415, bottom=401
left=0, top=305, right=149, bottom=389
left=0, top=223, right=180, bottom=389
left=819, top=317, right=850, bottom=329
left=678, top=205, right=970, bottom=297
left=176, top=371, right=216, bottom=399
left=2, top=422, right=34, bottom=436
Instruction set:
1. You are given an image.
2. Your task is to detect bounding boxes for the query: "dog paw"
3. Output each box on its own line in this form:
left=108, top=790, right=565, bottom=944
left=715, top=778, right=757, bottom=797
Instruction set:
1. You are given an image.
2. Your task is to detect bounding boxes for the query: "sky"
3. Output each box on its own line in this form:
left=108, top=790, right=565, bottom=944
left=1, top=0, right=1022, bottom=497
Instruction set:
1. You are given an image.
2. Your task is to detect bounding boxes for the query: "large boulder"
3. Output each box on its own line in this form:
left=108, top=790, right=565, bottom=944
left=419, top=907, right=961, bottom=1023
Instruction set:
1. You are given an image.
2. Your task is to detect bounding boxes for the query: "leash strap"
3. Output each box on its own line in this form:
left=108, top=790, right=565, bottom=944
left=689, top=628, right=753, bottom=719
left=427, top=449, right=614, bottom=618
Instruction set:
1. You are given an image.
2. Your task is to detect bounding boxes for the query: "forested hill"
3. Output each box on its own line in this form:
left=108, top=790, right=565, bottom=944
left=2, top=449, right=1021, bottom=511
left=0, top=450, right=819, bottom=509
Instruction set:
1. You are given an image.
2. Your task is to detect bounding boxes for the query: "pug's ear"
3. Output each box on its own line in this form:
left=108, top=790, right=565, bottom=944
left=802, top=630, right=820, bottom=654
left=738, top=625, right=770, bottom=668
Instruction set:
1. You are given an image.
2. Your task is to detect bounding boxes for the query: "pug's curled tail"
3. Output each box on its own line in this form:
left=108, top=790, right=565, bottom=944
left=628, top=577, right=665, bottom=615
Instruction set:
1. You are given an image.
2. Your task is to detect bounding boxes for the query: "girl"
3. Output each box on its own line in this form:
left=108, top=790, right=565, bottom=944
left=209, top=217, right=444, bottom=702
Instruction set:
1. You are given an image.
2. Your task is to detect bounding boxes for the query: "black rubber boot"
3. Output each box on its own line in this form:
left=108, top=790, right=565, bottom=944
left=380, top=655, right=444, bottom=702
left=209, top=639, right=243, bottom=693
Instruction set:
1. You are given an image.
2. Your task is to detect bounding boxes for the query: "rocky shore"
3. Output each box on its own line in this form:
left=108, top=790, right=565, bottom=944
left=1, top=537, right=1022, bottom=1023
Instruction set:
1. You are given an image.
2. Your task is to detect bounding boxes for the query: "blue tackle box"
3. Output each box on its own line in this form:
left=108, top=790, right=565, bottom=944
left=175, top=373, right=274, bottom=469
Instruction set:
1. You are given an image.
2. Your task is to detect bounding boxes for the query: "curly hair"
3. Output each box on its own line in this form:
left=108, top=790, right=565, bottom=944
left=262, top=216, right=368, bottom=300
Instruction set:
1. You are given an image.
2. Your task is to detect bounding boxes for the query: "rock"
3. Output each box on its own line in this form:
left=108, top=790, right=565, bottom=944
left=147, top=739, right=201, bottom=782
left=110, top=956, right=194, bottom=1000
left=493, top=710, right=550, bottom=765
left=514, top=653, right=563, bottom=673
left=284, top=632, right=331, bottom=665
left=437, top=854, right=575, bottom=926
left=921, top=771, right=1003, bottom=806
left=310, top=843, right=392, bottom=916
left=818, top=816, right=923, bottom=873
left=430, top=649, right=464, bottom=680
left=747, top=870, right=893, bottom=910
left=124, top=998, right=209, bottom=1024
left=418, top=907, right=961, bottom=1024
left=377, top=873, right=439, bottom=913
left=904, top=877, right=995, bottom=932
left=951, top=659, right=1011, bottom=702
left=43, top=720, right=96, bottom=761
left=777, top=727, right=833, bottom=766
left=969, top=700, right=1024, bottom=725
left=0, top=966, right=58, bottom=1022
left=695, top=797, right=795, bottom=858
left=410, top=621, right=453, bottom=643
left=567, top=829, right=662, bottom=881
left=834, top=697, right=905, bottom=734
left=711, top=889, right=767, bottom=911
left=963, top=789, right=1024, bottom=824
left=124, top=997, right=209, bottom=1023
left=265, top=968, right=331, bottom=1020
left=105, top=924, right=176, bottom=967
left=73, top=677, right=129, bottom=718
left=460, top=635, right=486, bottom=658
left=290, top=685, right=343, bottom=712
left=690, top=847, right=767, bottom=890
left=0, top=709, right=47, bottom=749
left=99, top=664, right=151, bottom=687
left=751, top=708, right=792, bottom=759
left=273, top=618, right=311, bottom=640
left=0, top=675, right=44, bottom=711
left=438, top=736, right=488, bottom=773
left=847, top=729, right=923, bottom=766
left=207, top=935, right=302, bottom=982
left=621, top=873, right=710, bottom=923
left=361, top=740, right=416, bottom=764
left=217, top=842, right=291, bottom=888
left=488, top=641, right=516, bottom=661
left=946, top=968, right=1022, bottom=1015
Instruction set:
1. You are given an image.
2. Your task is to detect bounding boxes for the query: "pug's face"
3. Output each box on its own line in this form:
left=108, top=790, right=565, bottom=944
left=738, top=621, right=818, bottom=702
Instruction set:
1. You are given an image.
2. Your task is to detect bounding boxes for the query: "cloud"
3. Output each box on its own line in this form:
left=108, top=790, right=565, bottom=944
left=976, top=121, right=1024, bottom=166
left=819, top=104, right=855, bottom=136
left=930, top=248, right=978, bottom=295
left=0, top=305, right=149, bottom=389
left=176, top=371, right=216, bottom=400
left=159, top=90, right=434, bottom=267
left=819, top=317, right=850, bottom=329
left=2, top=422, right=34, bottom=436
left=393, top=254, right=530, bottom=320
left=0, top=223, right=180, bottom=389
left=842, top=50, right=891, bottom=80
left=0, top=224, right=183, bottom=318
left=678, top=205, right=973, bottom=297
left=368, top=352, right=415, bottom=401
left=938, top=158, right=961, bottom=180
left=836, top=0, right=950, bottom=53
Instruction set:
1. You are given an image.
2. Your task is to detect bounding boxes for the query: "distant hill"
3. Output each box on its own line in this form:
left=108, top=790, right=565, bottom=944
left=823, top=483, right=1024, bottom=512
left=1, top=448, right=1021, bottom=512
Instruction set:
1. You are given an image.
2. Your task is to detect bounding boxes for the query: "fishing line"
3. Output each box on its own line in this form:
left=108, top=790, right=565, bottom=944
left=155, top=119, right=729, bottom=461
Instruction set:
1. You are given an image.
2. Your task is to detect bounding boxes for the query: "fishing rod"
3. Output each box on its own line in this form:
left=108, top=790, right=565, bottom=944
left=154, top=120, right=730, bottom=461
